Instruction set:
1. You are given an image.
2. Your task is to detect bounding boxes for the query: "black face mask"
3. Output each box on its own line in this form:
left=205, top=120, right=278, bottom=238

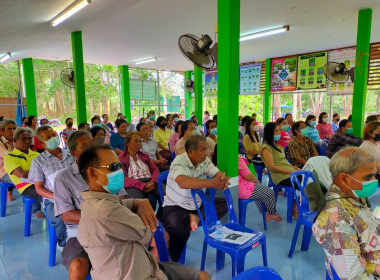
left=159, top=123, right=166, bottom=129
left=24, top=122, right=28, bottom=125
left=373, top=133, right=380, bottom=142
left=67, top=123, right=73, bottom=128
left=335, top=119, right=340, bottom=123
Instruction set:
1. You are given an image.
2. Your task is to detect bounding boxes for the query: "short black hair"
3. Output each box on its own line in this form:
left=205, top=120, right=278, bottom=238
left=91, top=116, right=101, bottom=124
left=102, top=114, right=108, bottom=118
left=79, top=144, right=113, bottom=183
left=173, top=114, right=179, bottom=119
left=115, top=119, right=127, bottom=128
left=65, top=117, right=73, bottom=124
left=156, top=116, right=166, bottom=127
left=339, top=119, right=350, bottom=129
left=136, top=122, right=147, bottom=132
left=291, top=121, right=305, bottom=136
left=78, top=123, right=89, bottom=130
left=365, top=115, right=377, bottom=124
left=191, top=116, right=197, bottom=121
left=213, top=114, right=217, bottom=122
left=166, top=114, right=172, bottom=119
left=40, top=118, right=48, bottom=126
left=175, top=120, right=183, bottom=133
left=333, top=113, right=339, bottom=119
left=185, top=135, right=206, bottom=153
left=284, top=113, right=292, bottom=119
left=90, top=126, right=106, bottom=137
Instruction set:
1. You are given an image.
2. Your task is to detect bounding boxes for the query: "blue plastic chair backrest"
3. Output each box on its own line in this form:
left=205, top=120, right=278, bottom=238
left=290, top=170, right=317, bottom=214
left=191, top=188, right=238, bottom=238
left=203, top=124, right=207, bottom=135
left=59, top=131, right=66, bottom=148
left=284, top=145, right=290, bottom=163
left=317, top=139, right=329, bottom=156
left=157, top=170, right=169, bottom=204
left=171, top=151, right=176, bottom=161
left=153, top=221, right=170, bottom=262
left=327, top=261, right=340, bottom=280
left=232, top=266, right=283, bottom=280
left=267, top=170, right=274, bottom=187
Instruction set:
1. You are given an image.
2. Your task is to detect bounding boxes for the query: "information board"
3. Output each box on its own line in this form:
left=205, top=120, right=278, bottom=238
left=327, top=47, right=356, bottom=95
left=129, top=79, right=156, bottom=101
left=271, top=57, right=297, bottom=91
left=297, top=52, right=328, bottom=90
left=191, top=70, right=206, bottom=97
left=205, top=69, right=218, bottom=96
left=240, top=63, right=262, bottom=95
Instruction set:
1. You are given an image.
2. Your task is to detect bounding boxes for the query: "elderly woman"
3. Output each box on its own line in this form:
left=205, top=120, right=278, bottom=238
left=360, top=121, right=380, bottom=183
left=174, top=120, right=195, bottom=155
left=243, top=118, right=264, bottom=166
left=119, top=131, right=161, bottom=209
left=205, top=120, right=217, bottom=160
left=313, top=147, right=379, bottom=280
left=166, top=116, right=175, bottom=134
left=325, top=119, right=363, bottom=159
left=153, top=116, right=172, bottom=163
left=136, top=122, right=169, bottom=172
left=90, top=126, right=106, bottom=145
left=168, top=120, right=183, bottom=153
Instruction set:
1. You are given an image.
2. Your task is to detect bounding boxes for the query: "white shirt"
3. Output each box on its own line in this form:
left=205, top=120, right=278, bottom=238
left=163, top=153, right=219, bottom=210
left=360, top=140, right=380, bottom=164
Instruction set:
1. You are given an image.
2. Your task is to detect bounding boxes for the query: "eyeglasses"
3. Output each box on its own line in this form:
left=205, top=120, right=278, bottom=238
left=91, top=162, right=122, bottom=172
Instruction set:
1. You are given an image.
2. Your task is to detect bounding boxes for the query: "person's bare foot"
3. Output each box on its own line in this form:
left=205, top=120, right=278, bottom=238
left=266, top=213, right=282, bottom=223
left=189, top=214, right=200, bottom=231
left=34, top=212, right=45, bottom=218
left=263, top=169, right=268, bottom=175
left=292, top=201, right=299, bottom=220
left=278, top=190, right=284, bottom=195
left=7, top=192, right=15, bottom=201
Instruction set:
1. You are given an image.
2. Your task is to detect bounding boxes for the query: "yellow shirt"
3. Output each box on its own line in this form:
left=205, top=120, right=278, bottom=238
left=153, top=128, right=172, bottom=151
left=243, top=133, right=262, bottom=160
left=4, top=148, right=40, bottom=193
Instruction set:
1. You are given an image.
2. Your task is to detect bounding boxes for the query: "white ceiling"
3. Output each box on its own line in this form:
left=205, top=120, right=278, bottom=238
left=1, top=0, right=380, bottom=71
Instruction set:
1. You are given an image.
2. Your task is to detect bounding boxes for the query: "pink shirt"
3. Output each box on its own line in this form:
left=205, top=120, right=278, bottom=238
left=316, top=123, right=333, bottom=140
left=238, top=157, right=255, bottom=200
left=277, top=131, right=291, bottom=148
left=168, top=132, right=179, bottom=153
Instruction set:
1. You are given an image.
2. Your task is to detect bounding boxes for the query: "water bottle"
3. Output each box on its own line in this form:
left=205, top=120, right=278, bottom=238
left=215, top=221, right=223, bottom=241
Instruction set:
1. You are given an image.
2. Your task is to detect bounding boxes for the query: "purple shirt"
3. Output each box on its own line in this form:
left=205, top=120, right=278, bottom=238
left=168, top=132, right=179, bottom=153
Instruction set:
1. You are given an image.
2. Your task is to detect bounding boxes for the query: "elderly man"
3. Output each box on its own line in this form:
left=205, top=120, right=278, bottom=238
left=77, top=145, right=210, bottom=280
left=0, top=119, right=17, bottom=201
left=160, top=134, right=229, bottom=262
left=29, top=125, right=75, bottom=246
left=3, top=127, right=44, bottom=217
left=313, top=147, right=380, bottom=279
left=54, top=131, right=127, bottom=280
left=147, top=120, right=154, bottom=137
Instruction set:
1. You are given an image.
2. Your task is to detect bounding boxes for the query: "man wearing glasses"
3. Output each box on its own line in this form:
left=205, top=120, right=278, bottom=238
left=54, top=130, right=127, bottom=280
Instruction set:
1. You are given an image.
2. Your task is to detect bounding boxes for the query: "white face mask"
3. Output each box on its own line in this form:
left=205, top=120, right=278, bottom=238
left=323, top=118, right=329, bottom=123
left=251, top=125, right=259, bottom=132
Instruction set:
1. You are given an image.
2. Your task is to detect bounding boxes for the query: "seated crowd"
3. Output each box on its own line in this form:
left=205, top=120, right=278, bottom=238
left=2, top=110, right=380, bottom=280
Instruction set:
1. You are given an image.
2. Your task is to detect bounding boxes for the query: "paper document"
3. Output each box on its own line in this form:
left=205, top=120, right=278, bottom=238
left=20, top=178, right=34, bottom=184
left=47, top=170, right=63, bottom=189
left=209, top=226, right=256, bottom=245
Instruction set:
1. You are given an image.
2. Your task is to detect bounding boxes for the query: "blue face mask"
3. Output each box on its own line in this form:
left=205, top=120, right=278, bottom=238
left=210, top=128, right=217, bottom=135
left=93, top=123, right=102, bottom=128
left=345, top=128, right=353, bottom=135
left=300, top=128, right=309, bottom=137
left=194, top=126, right=198, bottom=131
left=274, top=134, right=281, bottom=141
left=310, top=121, right=317, bottom=127
left=281, top=125, right=288, bottom=131
left=239, top=121, right=242, bottom=125
left=45, top=136, right=60, bottom=150
left=95, top=169, right=124, bottom=194
left=346, top=174, right=378, bottom=198
left=174, top=118, right=179, bottom=122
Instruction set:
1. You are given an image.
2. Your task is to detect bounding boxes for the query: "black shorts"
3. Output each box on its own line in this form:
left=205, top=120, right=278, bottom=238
left=61, top=237, right=91, bottom=271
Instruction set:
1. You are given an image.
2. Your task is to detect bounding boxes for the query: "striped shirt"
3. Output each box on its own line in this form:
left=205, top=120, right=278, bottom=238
left=127, top=154, right=152, bottom=180
left=288, top=136, right=317, bottom=167
left=163, top=153, right=219, bottom=210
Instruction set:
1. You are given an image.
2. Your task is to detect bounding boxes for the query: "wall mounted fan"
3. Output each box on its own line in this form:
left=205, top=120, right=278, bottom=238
left=60, top=68, right=75, bottom=88
left=323, top=62, right=355, bottom=83
left=183, top=78, right=194, bottom=92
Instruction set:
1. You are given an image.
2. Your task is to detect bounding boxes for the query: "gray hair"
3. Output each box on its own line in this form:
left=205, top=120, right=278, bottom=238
left=100, top=123, right=110, bottom=132
left=67, top=130, right=92, bottom=151
left=147, top=120, right=154, bottom=126
left=35, top=125, right=54, bottom=140
left=329, top=147, right=376, bottom=177
left=185, top=134, right=207, bottom=153
left=0, top=119, right=16, bottom=129
left=13, top=127, right=34, bottom=139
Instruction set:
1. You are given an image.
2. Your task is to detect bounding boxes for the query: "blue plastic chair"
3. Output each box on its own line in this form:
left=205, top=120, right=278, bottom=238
left=191, top=188, right=267, bottom=278
left=157, top=170, right=169, bottom=204
left=44, top=209, right=58, bottom=267
left=23, top=196, right=36, bottom=237
left=153, top=221, right=170, bottom=262
left=238, top=199, right=266, bottom=230
left=232, top=266, right=282, bottom=280
left=267, top=171, right=294, bottom=223
left=254, top=165, right=265, bottom=183
left=203, top=124, right=207, bottom=135
left=59, top=131, right=67, bottom=149
left=326, top=261, right=340, bottom=280
left=284, top=145, right=290, bottom=163
left=0, top=182, right=15, bottom=217
left=171, top=151, right=176, bottom=161
left=288, top=170, right=317, bottom=258
left=317, top=139, right=329, bottom=156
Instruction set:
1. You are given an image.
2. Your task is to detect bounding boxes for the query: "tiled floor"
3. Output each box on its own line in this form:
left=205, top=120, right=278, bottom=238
left=1, top=180, right=380, bottom=280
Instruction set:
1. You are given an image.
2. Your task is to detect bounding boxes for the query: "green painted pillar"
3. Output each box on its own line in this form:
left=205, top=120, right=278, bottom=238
left=264, top=58, right=272, bottom=124
left=71, top=31, right=87, bottom=124
left=217, top=0, right=240, bottom=177
left=119, top=65, right=131, bottom=121
left=22, top=58, right=37, bottom=117
left=352, top=8, right=372, bottom=137
left=194, top=66, right=203, bottom=119
left=185, top=70, right=193, bottom=119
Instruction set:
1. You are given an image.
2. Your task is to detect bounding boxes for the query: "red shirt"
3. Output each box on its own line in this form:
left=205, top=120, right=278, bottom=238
left=316, top=123, right=333, bottom=140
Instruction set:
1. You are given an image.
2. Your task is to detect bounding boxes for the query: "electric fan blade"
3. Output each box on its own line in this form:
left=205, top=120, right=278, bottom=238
left=178, top=34, right=216, bottom=70
left=184, top=78, right=194, bottom=92
left=323, top=62, right=348, bottom=83
left=60, top=68, right=75, bottom=88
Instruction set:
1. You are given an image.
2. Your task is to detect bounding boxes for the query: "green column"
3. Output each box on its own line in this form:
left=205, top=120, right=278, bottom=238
left=22, top=58, right=37, bottom=117
left=352, top=8, right=372, bottom=137
left=119, top=65, right=131, bottom=121
left=71, top=31, right=87, bottom=124
left=264, top=58, right=272, bottom=124
left=194, top=66, right=203, bottom=118
left=185, top=70, right=193, bottom=119
left=217, top=0, right=240, bottom=177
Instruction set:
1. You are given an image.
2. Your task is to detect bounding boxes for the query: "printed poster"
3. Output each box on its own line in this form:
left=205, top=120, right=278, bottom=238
left=240, top=63, right=262, bottom=95
left=327, top=47, right=356, bottom=95
left=191, top=70, right=206, bottom=97
left=205, top=69, right=218, bottom=96
left=271, top=57, right=297, bottom=91
left=297, top=52, right=328, bottom=90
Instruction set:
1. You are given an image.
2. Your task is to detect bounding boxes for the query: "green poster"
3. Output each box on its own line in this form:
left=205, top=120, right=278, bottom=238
left=297, top=52, right=327, bottom=90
